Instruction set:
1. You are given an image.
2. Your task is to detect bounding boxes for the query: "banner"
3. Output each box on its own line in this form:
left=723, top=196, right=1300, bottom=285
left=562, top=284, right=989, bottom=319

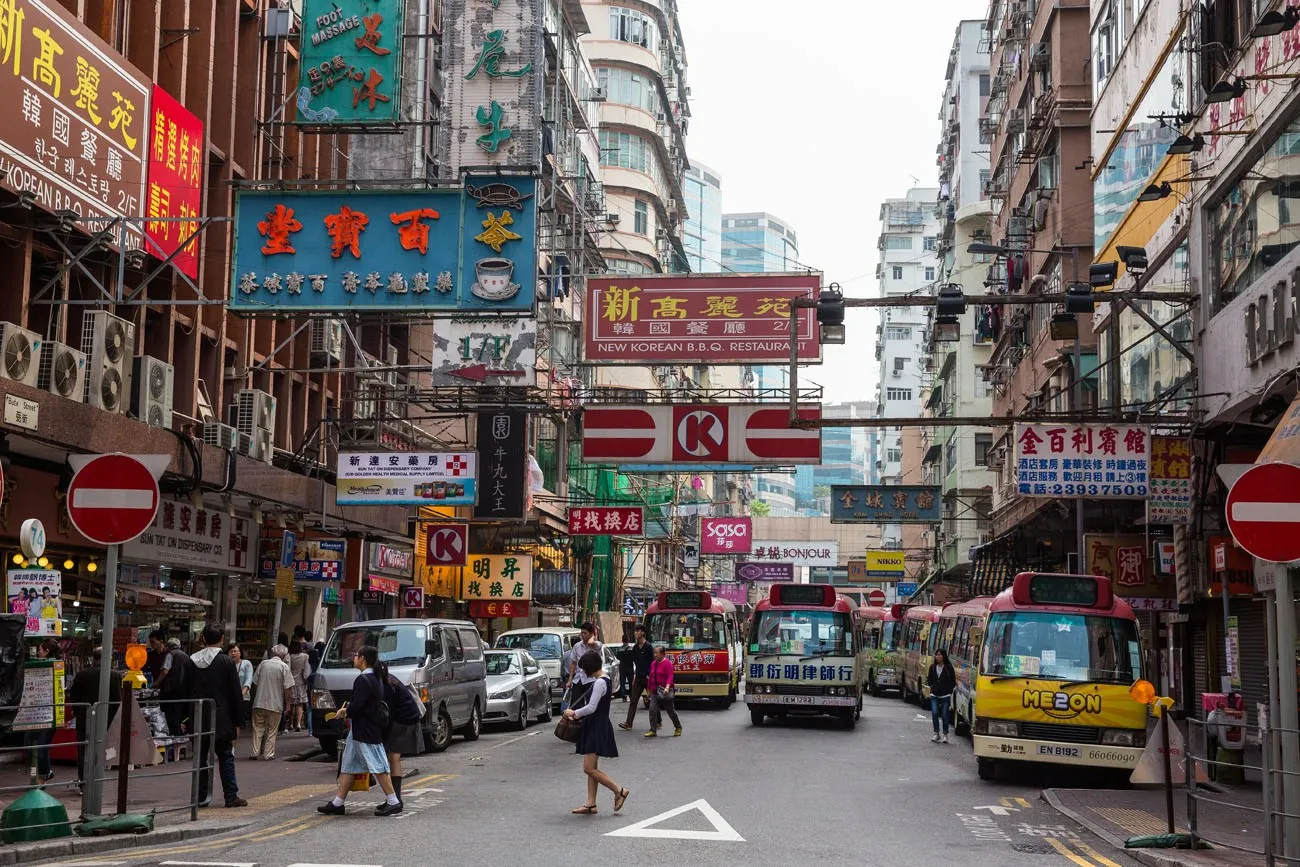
left=145, top=84, right=204, bottom=278
left=124, top=499, right=252, bottom=573
left=1147, top=436, right=1192, bottom=524
left=749, top=542, right=838, bottom=568
left=296, top=0, right=404, bottom=125
left=462, top=555, right=532, bottom=601
left=337, top=451, right=477, bottom=506
left=568, top=507, right=644, bottom=536
left=6, top=570, right=60, bottom=636
left=831, top=486, right=941, bottom=524
left=473, top=411, right=528, bottom=520
left=1014, top=424, right=1151, bottom=499
left=734, top=562, right=794, bottom=582
left=700, top=517, right=752, bottom=554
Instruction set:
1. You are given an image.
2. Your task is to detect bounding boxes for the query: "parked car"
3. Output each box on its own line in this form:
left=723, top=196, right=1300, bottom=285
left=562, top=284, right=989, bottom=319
left=494, top=627, right=580, bottom=708
left=311, top=618, right=487, bottom=757
left=484, top=649, right=551, bottom=729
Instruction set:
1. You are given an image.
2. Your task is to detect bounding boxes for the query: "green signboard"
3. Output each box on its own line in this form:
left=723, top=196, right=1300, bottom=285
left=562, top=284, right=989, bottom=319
left=296, top=0, right=404, bottom=125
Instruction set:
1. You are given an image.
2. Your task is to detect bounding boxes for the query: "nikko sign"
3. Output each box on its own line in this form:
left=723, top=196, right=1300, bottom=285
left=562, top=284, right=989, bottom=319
left=295, top=0, right=404, bottom=125
left=699, top=517, right=752, bottom=554
left=581, top=405, right=822, bottom=465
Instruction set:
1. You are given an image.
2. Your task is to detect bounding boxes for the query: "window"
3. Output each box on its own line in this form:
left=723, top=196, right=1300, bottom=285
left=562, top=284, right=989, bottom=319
left=634, top=200, right=648, bottom=235
left=886, top=447, right=903, bottom=463
left=923, top=236, right=937, bottom=251
left=979, top=73, right=990, bottom=96
left=885, top=388, right=912, bottom=401
left=924, top=266, right=936, bottom=282
left=979, top=168, right=990, bottom=191
left=1038, top=143, right=1059, bottom=190
left=599, top=130, right=661, bottom=186
left=459, top=628, right=483, bottom=661
left=975, top=433, right=993, bottom=466
left=1092, top=4, right=1116, bottom=98
left=945, top=437, right=957, bottom=475
left=886, top=235, right=913, bottom=250
left=321, top=624, right=430, bottom=669
left=891, top=266, right=903, bottom=280
left=609, top=6, right=656, bottom=48
left=445, top=627, right=464, bottom=662
left=893, top=356, right=910, bottom=372
left=608, top=258, right=652, bottom=275
left=596, top=67, right=658, bottom=114
left=885, top=325, right=912, bottom=341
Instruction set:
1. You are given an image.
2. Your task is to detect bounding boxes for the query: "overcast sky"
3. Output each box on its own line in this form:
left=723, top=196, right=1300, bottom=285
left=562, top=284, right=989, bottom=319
left=676, top=0, right=985, bottom=404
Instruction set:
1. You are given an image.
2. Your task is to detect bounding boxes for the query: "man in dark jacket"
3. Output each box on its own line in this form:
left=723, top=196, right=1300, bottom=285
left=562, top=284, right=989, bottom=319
left=190, top=626, right=247, bottom=807
left=67, top=648, right=121, bottom=791
left=618, top=624, right=655, bottom=730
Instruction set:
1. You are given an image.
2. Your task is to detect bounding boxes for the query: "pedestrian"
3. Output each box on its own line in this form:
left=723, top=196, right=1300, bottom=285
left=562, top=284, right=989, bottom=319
left=316, top=645, right=401, bottom=817
left=249, top=644, right=293, bottom=760
left=644, top=644, right=682, bottom=738
left=190, top=626, right=247, bottom=807
left=618, top=625, right=654, bottom=730
left=145, top=630, right=167, bottom=686
left=566, top=622, right=602, bottom=687
left=289, top=640, right=310, bottom=731
left=615, top=638, right=634, bottom=701
left=559, top=637, right=581, bottom=712
left=563, top=650, right=628, bottom=816
left=927, top=648, right=956, bottom=744
left=379, top=668, right=423, bottom=806
left=26, top=639, right=62, bottom=781
left=305, top=634, right=321, bottom=735
left=67, top=647, right=121, bottom=793
left=230, top=645, right=253, bottom=740
left=157, top=636, right=193, bottom=738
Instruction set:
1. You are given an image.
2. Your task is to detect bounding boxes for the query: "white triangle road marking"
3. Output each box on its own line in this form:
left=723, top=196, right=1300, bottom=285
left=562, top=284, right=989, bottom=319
left=605, top=798, right=745, bottom=842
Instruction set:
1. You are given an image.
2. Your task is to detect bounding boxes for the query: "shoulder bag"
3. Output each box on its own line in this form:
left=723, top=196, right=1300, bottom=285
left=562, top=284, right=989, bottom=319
left=366, top=674, right=392, bottom=731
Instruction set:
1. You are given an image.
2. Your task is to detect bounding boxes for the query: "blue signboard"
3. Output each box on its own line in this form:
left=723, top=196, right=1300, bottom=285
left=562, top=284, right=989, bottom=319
left=259, top=539, right=345, bottom=581
left=230, top=177, right=537, bottom=313
left=830, top=485, right=942, bottom=524
left=896, top=582, right=918, bottom=598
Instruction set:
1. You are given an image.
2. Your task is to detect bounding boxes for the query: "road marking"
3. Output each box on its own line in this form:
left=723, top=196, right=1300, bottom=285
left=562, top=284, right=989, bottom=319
left=1074, top=841, right=1125, bottom=867
left=492, top=730, right=544, bottom=749
left=999, top=796, right=1032, bottom=809
left=286, top=864, right=381, bottom=867
left=974, top=804, right=1019, bottom=816
left=1046, top=838, right=1098, bottom=867
left=160, top=862, right=258, bottom=866
left=606, top=799, right=744, bottom=842
left=955, top=812, right=1011, bottom=842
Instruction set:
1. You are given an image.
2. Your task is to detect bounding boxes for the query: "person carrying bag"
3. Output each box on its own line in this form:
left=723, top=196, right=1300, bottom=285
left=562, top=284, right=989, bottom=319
left=555, top=678, right=593, bottom=743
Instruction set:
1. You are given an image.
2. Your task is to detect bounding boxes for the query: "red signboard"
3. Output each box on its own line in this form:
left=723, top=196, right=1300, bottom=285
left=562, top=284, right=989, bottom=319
left=468, top=600, right=530, bottom=618
left=368, top=576, right=401, bottom=594
left=666, top=649, right=729, bottom=673
left=568, top=507, right=644, bottom=536
left=424, top=523, right=468, bottom=566
left=700, top=517, right=752, bottom=554
left=144, top=85, right=204, bottom=279
left=403, top=587, right=424, bottom=609
left=582, top=405, right=822, bottom=465
left=1226, top=462, right=1300, bottom=563
left=584, top=273, right=822, bottom=364
left=66, top=454, right=160, bottom=546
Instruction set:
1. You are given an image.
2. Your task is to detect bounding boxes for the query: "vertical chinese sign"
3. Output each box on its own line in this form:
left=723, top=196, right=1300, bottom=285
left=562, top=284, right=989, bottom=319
left=1084, top=533, right=1175, bottom=608
left=473, top=411, right=528, bottom=521
left=462, top=554, right=533, bottom=602
left=1146, top=436, right=1192, bottom=524
left=296, top=0, right=404, bottom=125
left=145, top=84, right=204, bottom=278
left=0, top=0, right=149, bottom=249
left=1013, top=423, right=1151, bottom=498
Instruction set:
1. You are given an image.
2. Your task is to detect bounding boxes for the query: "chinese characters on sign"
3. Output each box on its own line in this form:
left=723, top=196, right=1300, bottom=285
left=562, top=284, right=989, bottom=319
left=734, top=562, right=794, bottom=582
left=1084, top=534, right=1175, bottom=602
left=1013, top=424, right=1151, bottom=499
left=830, top=485, right=942, bottom=524
left=462, top=554, right=533, bottom=602
left=748, top=542, right=839, bottom=568
left=295, top=0, right=403, bottom=125
left=1257, top=393, right=1300, bottom=464
left=699, top=517, right=752, bottom=554
left=473, top=411, right=527, bottom=521
left=122, top=498, right=251, bottom=573
left=710, top=583, right=748, bottom=605
left=6, top=569, right=60, bottom=637
left=144, top=84, right=203, bottom=278
left=1147, top=436, right=1193, bottom=524
left=0, top=0, right=148, bottom=250
left=567, top=507, right=645, bottom=536
left=746, top=662, right=857, bottom=682
left=584, top=274, right=822, bottom=364
left=231, top=181, right=538, bottom=313
left=336, top=451, right=478, bottom=507
left=258, top=537, right=345, bottom=582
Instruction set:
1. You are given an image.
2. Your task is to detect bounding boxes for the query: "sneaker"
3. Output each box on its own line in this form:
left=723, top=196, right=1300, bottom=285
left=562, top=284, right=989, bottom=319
left=673, top=728, right=682, bottom=737
left=317, top=801, right=346, bottom=815
left=248, top=754, right=260, bottom=761
left=225, top=797, right=248, bottom=808
left=618, top=722, right=632, bottom=731
left=40, top=772, right=54, bottom=782
left=643, top=730, right=657, bottom=738
left=941, top=735, right=949, bottom=744
left=930, top=734, right=941, bottom=743
left=375, top=801, right=403, bottom=817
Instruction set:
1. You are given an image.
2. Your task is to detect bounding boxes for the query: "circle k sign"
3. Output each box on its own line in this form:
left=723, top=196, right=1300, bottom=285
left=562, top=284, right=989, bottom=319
left=699, top=517, right=753, bottom=554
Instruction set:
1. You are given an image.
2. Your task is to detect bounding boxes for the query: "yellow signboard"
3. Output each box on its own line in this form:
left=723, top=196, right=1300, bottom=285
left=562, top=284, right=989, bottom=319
left=274, top=567, right=296, bottom=601
left=462, top=555, right=533, bottom=601
left=848, top=550, right=905, bottom=582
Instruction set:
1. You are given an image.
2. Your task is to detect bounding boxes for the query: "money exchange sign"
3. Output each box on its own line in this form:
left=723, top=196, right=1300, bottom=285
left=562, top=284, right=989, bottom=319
left=296, top=0, right=404, bottom=125
left=1013, top=424, right=1150, bottom=499
left=462, top=554, right=533, bottom=602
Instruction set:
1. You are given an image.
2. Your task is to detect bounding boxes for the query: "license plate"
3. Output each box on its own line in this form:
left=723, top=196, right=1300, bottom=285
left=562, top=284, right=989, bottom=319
left=675, top=687, right=694, bottom=694
left=1038, top=744, right=1081, bottom=758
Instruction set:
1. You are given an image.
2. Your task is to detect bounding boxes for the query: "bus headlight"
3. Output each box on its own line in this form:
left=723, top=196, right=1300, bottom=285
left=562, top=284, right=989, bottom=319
left=1102, top=729, right=1144, bottom=747
left=986, top=720, right=1019, bottom=737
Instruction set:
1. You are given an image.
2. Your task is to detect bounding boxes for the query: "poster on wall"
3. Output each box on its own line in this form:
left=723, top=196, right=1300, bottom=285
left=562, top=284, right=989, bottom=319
left=6, top=570, right=61, bottom=637
left=1147, top=436, right=1193, bottom=524
left=11, top=661, right=65, bottom=732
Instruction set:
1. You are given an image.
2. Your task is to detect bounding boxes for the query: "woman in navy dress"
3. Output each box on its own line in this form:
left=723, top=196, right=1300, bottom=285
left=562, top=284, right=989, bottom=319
left=563, top=650, right=629, bottom=815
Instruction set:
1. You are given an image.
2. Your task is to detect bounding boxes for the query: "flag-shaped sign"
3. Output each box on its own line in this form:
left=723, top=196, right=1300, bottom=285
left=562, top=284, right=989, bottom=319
left=581, top=406, right=821, bottom=465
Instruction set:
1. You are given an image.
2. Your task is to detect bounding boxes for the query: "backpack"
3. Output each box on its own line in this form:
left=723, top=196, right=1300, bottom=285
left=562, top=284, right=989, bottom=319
left=367, top=674, right=392, bottom=730
left=384, top=676, right=422, bottom=725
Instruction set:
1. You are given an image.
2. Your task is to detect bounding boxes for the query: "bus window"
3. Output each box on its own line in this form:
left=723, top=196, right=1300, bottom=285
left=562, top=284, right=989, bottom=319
left=883, top=621, right=899, bottom=651
left=983, top=612, right=1140, bottom=683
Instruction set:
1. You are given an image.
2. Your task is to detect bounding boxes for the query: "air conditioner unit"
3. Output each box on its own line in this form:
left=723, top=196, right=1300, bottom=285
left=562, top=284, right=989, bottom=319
left=246, top=428, right=274, bottom=463
left=891, top=369, right=901, bottom=378
left=132, top=355, right=174, bottom=428
left=235, top=388, right=276, bottom=434
left=82, top=310, right=134, bottom=413
left=309, top=319, right=344, bottom=365
left=202, top=422, right=240, bottom=450
left=39, top=341, right=85, bottom=401
left=0, top=322, right=42, bottom=387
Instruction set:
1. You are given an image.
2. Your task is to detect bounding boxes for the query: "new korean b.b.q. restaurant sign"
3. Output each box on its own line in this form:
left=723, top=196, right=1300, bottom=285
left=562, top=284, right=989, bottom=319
left=230, top=178, right=537, bottom=313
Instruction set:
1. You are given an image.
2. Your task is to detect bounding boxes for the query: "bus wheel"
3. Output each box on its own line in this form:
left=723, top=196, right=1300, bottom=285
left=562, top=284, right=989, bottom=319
left=749, top=707, right=764, bottom=726
left=869, top=676, right=879, bottom=697
left=955, top=707, right=971, bottom=737
left=724, top=682, right=737, bottom=707
left=976, top=757, right=998, bottom=781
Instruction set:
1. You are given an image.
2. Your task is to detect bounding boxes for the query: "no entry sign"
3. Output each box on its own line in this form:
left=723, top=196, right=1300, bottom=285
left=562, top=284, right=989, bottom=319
left=1225, top=462, right=1300, bottom=563
left=66, top=454, right=162, bottom=546
left=867, top=589, right=887, bottom=606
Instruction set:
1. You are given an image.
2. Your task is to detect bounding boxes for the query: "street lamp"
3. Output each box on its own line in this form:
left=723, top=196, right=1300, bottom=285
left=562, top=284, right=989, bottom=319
left=817, top=283, right=846, bottom=344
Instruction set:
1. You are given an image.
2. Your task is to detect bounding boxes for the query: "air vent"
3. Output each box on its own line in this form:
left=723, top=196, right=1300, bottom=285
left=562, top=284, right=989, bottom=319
left=39, top=341, right=86, bottom=401
left=0, top=322, right=42, bottom=387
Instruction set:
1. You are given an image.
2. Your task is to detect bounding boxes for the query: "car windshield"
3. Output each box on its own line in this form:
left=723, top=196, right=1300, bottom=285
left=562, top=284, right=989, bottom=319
left=645, top=612, right=728, bottom=651
left=982, top=612, right=1141, bottom=683
left=322, top=625, right=426, bottom=669
left=495, top=632, right=563, bottom=659
left=485, top=652, right=520, bottom=675
left=750, top=610, right=850, bottom=656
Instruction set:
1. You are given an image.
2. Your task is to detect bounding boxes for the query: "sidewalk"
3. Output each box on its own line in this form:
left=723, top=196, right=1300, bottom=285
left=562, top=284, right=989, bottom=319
left=1044, top=785, right=1267, bottom=867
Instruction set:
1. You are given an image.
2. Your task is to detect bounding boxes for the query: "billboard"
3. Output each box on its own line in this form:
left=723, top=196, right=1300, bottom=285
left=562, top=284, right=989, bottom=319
left=830, top=485, right=941, bottom=524
left=582, top=405, right=821, bottom=465
left=258, top=537, right=345, bottom=581
left=462, top=554, right=532, bottom=602
left=699, top=517, right=752, bottom=554
left=749, top=542, right=839, bottom=568
left=568, top=507, right=645, bottom=536
left=6, top=569, right=60, bottom=636
left=230, top=178, right=537, bottom=313
left=1014, top=424, right=1151, bottom=499
left=584, top=273, right=822, bottom=364
left=1147, top=436, right=1192, bottom=524
left=337, top=451, right=477, bottom=506
left=145, top=84, right=204, bottom=278
left=473, top=411, right=528, bottom=521
left=431, top=318, right=536, bottom=386
left=0, top=0, right=149, bottom=250
left=847, top=552, right=906, bottom=581
left=734, top=562, right=794, bottom=582
left=296, top=0, right=404, bottom=125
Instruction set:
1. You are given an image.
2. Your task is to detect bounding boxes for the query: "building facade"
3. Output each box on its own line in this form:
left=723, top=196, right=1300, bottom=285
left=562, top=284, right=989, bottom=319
left=721, top=212, right=800, bottom=273
left=683, top=161, right=723, bottom=272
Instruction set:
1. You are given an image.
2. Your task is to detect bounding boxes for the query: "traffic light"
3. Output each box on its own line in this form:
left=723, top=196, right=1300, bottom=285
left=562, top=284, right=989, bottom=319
left=817, top=284, right=846, bottom=344
left=1064, top=282, right=1095, bottom=314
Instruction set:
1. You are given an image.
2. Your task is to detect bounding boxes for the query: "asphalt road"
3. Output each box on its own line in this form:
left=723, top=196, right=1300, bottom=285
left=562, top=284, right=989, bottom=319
left=37, top=694, right=1142, bottom=867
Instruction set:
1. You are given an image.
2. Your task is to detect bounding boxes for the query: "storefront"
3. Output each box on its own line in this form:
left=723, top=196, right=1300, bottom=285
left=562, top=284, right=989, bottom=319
left=357, top=540, right=416, bottom=620
left=256, top=533, right=346, bottom=650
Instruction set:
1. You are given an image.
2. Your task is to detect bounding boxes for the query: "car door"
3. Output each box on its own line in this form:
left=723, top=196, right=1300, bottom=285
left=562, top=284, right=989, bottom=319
left=441, top=627, right=467, bottom=725
left=602, top=645, right=620, bottom=694
left=457, top=627, right=487, bottom=719
left=522, top=652, right=543, bottom=713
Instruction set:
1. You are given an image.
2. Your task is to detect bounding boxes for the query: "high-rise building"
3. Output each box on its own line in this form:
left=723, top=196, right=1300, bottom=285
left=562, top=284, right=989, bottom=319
left=721, top=212, right=800, bottom=273
left=684, top=162, right=723, bottom=272
left=795, top=402, right=878, bottom=514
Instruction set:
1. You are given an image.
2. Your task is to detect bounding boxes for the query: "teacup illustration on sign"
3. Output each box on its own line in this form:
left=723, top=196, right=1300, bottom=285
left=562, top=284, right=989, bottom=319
left=471, top=257, right=520, bottom=301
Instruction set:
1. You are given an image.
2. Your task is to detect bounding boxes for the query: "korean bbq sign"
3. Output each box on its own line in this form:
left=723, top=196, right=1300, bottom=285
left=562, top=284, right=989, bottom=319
left=462, top=554, right=532, bottom=602
left=296, top=0, right=404, bottom=125
left=700, top=517, right=752, bottom=554
left=584, top=273, right=822, bottom=364
left=568, top=507, right=644, bottom=536
left=1014, top=424, right=1150, bottom=499
left=145, top=84, right=203, bottom=279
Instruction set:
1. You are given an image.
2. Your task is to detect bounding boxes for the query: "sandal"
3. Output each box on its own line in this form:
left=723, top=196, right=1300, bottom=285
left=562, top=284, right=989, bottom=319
left=571, top=804, right=598, bottom=814
left=614, top=787, right=629, bottom=812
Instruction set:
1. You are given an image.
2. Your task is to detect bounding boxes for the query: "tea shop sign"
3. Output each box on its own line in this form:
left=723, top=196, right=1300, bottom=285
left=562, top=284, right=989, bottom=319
left=1245, top=268, right=1297, bottom=366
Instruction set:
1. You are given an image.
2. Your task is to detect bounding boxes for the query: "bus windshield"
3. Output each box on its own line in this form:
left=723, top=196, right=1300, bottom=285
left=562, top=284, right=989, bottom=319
left=882, top=621, right=900, bottom=650
left=645, top=613, right=728, bottom=651
left=983, top=612, right=1141, bottom=683
left=751, top=610, right=850, bottom=656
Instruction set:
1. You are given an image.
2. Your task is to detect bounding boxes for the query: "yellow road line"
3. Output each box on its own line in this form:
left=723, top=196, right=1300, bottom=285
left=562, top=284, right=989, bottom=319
left=1047, top=838, right=1099, bottom=867
left=1074, top=841, right=1125, bottom=867
left=85, top=814, right=317, bottom=861
left=247, top=815, right=328, bottom=841
left=1015, top=797, right=1032, bottom=808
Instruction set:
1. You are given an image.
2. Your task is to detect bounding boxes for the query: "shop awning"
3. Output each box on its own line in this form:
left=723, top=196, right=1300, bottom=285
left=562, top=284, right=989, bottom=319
left=135, top=588, right=213, bottom=607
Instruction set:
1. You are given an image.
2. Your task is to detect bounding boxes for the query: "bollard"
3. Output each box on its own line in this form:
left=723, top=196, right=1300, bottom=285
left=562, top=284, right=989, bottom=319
left=1161, top=712, right=1175, bottom=834
left=116, top=684, right=133, bottom=814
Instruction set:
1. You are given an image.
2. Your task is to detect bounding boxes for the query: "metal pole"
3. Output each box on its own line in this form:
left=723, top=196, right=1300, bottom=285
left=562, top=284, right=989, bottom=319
left=1275, top=565, right=1300, bottom=862
left=1221, top=582, right=1234, bottom=693
left=1263, top=713, right=1276, bottom=867
left=86, top=543, right=119, bottom=816
left=1073, top=333, right=1084, bottom=566
left=1161, top=711, right=1175, bottom=834
left=116, top=683, right=132, bottom=814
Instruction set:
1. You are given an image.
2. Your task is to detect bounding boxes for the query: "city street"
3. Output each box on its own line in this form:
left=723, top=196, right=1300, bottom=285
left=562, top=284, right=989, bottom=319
left=31, top=696, right=1139, bottom=867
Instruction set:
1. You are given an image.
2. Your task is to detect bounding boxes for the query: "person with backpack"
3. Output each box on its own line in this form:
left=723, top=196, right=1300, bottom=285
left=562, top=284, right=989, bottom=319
left=158, top=637, right=193, bottom=738
left=317, top=645, right=401, bottom=817
left=380, top=670, right=424, bottom=806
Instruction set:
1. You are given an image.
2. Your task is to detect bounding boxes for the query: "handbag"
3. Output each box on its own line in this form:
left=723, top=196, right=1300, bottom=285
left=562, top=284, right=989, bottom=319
left=554, top=714, right=583, bottom=743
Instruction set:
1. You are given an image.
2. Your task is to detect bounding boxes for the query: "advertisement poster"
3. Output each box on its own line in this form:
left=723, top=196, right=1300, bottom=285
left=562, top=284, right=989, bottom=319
left=337, top=451, right=477, bottom=506
left=1147, top=436, right=1193, bottom=524
left=12, top=661, right=65, bottom=732
left=6, top=569, right=61, bottom=637
left=258, top=537, right=345, bottom=581
left=1014, top=424, right=1151, bottom=499
left=711, top=583, right=748, bottom=605
left=735, top=562, right=794, bottom=582
left=700, top=517, right=753, bottom=554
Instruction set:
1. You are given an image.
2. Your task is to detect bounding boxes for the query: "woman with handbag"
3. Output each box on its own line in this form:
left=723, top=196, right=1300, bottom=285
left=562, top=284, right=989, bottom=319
left=645, top=645, right=681, bottom=738
left=317, top=645, right=402, bottom=817
left=562, top=650, right=628, bottom=816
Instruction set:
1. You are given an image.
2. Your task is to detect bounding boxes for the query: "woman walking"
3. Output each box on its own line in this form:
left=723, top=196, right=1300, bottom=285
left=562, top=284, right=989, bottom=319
left=230, top=645, right=253, bottom=740
left=927, top=648, right=957, bottom=744
left=288, top=641, right=310, bottom=731
left=316, top=645, right=401, bottom=817
left=27, top=639, right=61, bottom=781
left=644, top=645, right=681, bottom=737
left=563, top=650, right=628, bottom=816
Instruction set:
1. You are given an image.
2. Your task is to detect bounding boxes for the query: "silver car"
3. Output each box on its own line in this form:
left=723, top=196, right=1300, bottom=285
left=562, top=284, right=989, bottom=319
left=484, top=650, right=551, bottom=730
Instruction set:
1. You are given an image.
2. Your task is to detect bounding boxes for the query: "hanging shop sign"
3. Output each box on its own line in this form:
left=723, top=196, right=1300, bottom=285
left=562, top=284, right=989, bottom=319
left=357, top=590, right=385, bottom=605
left=473, top=411, right=527, bottom=521
left=568, top=507, right=645, bottom=536
left=584, top=274, right=821, bottom=364
left=123, top=499, right=252, bottom=573
left=421, top=523, right=468, bottom=566
left=295, top=0, right=405, bottom=125
left=402, top=586, right=424, bottom=609
left=368, top=541, right=414, bottom=579
left=749, top=542, right=838, bottom=569
left=431, top=318, right=536, bottom=386
left=336, top=451, right=477, bottom=506
left=368, top=576, right=401, bottom=594
left=734, top=562, right=794, bottom=582
left=258, top=537, right=345, bottom=582
left=1146, top=436, right=1193, bottom=524
left=830, top=485, right=941, bottom=524
left=1013, top=424, right=1151, bottom=499
left=230, top=179, right=538, bottom=313
left=468, top=600, right=530, bottom=618
left=582, top=405, right=822, bottom=465
left=699, top=517, right=752, bottom=554
left=711, top=583, right=749, bottom=605
left=462, top=554, right=532, bottom=602
left=1084, top=534, right=1174, bottom=601
left=849, top=551, right=906, bottom=581
left=0, top=0, right=149, bottom=250
left=144, top=84, right=204, bottom=278
left=442, top=0, right=543, bottom=172
left=6, top=569, right=61, bottom=636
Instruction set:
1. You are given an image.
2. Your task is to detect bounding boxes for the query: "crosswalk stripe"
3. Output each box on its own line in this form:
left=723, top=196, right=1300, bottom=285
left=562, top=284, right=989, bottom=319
left=160, top=862, right=258, bottom=866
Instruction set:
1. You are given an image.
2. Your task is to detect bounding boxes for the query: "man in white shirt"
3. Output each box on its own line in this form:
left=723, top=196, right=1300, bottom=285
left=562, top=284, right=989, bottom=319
left=250, top=645, right=294, bottom=760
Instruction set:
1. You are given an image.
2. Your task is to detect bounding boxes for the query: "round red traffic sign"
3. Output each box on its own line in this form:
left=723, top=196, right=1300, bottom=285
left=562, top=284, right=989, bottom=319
left=867, top=589, right=886, bottom=606
left=66, top=454, right=160, bottom=546
left=1225, top=462, right=1300, bottom=563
